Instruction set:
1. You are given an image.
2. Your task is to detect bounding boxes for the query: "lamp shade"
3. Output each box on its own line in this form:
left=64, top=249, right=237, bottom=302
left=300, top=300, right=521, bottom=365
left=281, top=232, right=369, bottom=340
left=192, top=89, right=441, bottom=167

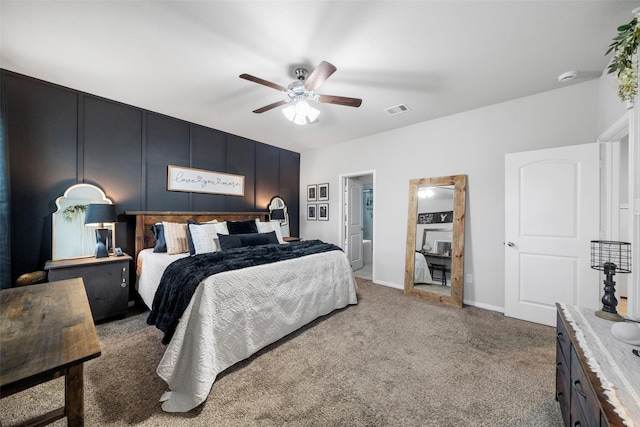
left=590, top=240, right=631, bottom=273
left=84, top=203, right=117, bottom=226
left=270, top=208, right=286, bottom=220
left=282, top=101, right=320, bottom=125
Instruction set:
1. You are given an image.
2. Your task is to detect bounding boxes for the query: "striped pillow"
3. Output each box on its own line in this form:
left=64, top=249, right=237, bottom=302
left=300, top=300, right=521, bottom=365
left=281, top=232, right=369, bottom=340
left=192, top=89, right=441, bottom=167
left=162, top=221, right=189, bottom=254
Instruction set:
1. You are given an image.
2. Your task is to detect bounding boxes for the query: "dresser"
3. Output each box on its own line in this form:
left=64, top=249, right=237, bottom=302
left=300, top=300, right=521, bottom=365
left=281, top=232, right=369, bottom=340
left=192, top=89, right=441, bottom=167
left=45, top=254, right=132, bottom=322
left=556, top=303, right=636, bottom=427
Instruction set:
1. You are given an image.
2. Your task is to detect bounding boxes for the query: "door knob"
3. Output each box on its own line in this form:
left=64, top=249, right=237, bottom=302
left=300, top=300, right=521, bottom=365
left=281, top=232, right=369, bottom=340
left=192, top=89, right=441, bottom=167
left=507, top=242, right=515, bottom=247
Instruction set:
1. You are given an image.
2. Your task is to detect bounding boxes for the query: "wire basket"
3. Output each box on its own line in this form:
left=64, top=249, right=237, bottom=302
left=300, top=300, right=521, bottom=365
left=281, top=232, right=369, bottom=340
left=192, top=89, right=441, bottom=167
left=590, top=240, right=631, bottom=273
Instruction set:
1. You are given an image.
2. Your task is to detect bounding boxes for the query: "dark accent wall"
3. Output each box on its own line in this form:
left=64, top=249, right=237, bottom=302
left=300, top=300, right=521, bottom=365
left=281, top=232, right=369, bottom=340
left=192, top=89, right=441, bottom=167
left=1, top=70, right=300, bottom=287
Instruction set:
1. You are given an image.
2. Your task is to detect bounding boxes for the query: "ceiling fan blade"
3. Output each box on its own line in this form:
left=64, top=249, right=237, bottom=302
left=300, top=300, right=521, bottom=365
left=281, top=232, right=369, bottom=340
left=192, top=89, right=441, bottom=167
left=253, top=99, right=289, bottom=114
left=304, top=61, right=337, bottom=92
left=317, top=94, right=362, bottom=108
left=240, top=74, right=288, bottom=92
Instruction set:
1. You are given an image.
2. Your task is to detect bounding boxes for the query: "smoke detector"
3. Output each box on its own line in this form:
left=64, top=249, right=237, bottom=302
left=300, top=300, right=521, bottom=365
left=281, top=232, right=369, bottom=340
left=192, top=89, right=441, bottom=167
left=557, top=71, right=578, bottom=83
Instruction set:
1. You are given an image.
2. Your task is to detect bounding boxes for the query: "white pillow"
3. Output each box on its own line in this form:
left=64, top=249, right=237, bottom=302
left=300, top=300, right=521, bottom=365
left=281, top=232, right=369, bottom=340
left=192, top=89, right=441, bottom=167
left=188, top=221, right=229, bottom=254
left=162, top=222, right=189, bottom=254
left=212, top=221, right=229, bottom=235
left=255, top=219, right=285, bottom=244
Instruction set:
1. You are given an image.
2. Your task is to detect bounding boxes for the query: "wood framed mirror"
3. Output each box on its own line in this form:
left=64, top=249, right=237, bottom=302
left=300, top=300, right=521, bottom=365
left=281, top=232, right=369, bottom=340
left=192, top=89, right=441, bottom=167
left=404, top=175, right=467, bottom=307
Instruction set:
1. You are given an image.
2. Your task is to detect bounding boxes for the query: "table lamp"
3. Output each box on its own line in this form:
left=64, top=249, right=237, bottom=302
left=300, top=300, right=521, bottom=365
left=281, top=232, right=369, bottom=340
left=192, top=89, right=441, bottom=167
left=590, top=240, right=631, bottom=322
left=270, top=208, right=285, bottom=223
left=268, top=196, right=287, bottom=225
left=85, top=203, right=117, bottom=258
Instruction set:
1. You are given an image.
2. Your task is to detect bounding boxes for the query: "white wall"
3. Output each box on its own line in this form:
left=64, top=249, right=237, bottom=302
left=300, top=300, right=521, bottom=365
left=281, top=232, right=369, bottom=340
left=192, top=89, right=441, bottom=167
left=300, top=80, right=599, bottom=312
left=598, top=71, right=629, bottom=135
left=416, top=195, right=453, bottom=252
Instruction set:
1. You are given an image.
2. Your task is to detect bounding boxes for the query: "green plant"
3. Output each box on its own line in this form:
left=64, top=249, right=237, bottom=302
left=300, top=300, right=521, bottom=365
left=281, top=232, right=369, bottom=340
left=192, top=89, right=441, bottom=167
left=63, top=204, right=87, bottom=222
left=606, top=9, right=640, bottom=103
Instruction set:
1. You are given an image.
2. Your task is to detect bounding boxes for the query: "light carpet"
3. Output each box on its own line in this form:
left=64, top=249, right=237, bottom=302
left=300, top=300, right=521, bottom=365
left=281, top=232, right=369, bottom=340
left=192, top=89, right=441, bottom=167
left=0, top=279, right=563, bottom=426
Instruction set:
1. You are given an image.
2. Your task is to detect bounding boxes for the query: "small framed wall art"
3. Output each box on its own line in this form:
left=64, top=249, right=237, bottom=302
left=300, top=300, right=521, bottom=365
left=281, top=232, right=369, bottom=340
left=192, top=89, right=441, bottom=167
left=318, top=203, right=329, bottom=221
left=307, top=184, right=317, bottom=201
left=307, top=204, right=317, bottom=220
left=318, top=183, right=329, bottom=201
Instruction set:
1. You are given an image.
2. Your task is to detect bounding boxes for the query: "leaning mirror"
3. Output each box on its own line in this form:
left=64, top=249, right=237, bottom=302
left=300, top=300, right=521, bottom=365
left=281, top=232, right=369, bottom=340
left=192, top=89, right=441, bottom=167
left=52, top=183, right=115, bottom=260
left=404, top=175, right=467, bottom=308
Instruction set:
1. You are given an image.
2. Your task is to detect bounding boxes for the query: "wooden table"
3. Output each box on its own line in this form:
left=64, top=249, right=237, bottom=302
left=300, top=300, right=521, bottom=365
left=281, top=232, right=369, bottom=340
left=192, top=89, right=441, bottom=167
left=1, top=278, right=102, bottom=426
left=420, top=252, right=451, bottom=283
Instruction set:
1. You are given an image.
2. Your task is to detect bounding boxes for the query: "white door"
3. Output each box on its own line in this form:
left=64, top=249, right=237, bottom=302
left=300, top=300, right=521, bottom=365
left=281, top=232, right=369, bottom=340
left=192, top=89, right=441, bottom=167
left=505, top=143, right=600, bottom=326
left=346, top=178, right=364, bottom=270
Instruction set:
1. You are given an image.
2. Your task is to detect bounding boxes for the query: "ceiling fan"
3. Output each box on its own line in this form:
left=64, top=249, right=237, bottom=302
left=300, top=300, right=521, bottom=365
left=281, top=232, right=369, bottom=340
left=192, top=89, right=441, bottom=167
left=239, top=61, right=362, bottom=124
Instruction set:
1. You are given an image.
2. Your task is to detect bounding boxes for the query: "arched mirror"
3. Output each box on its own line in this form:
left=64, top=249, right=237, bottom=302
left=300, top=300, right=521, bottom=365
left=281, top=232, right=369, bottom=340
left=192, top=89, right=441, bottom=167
left=52, top=183, right=115, bottom=260
left=404, top=175, right=467, bottom=307
left=268, top=196, right=290, bottom=238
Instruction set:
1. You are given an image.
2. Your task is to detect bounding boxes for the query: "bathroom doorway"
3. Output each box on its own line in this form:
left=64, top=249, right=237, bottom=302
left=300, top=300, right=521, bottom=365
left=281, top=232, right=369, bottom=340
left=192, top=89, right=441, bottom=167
left=340, top=171, right=374, bottom=281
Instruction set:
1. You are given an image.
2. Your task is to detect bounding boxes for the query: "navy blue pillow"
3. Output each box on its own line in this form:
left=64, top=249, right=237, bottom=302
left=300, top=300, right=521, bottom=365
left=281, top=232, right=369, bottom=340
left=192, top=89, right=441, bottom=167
left=217, top=231, right=278, bottom=250
left=226, top=220, right=258, bottom=235
left=151, top=224, right=167, bottom=253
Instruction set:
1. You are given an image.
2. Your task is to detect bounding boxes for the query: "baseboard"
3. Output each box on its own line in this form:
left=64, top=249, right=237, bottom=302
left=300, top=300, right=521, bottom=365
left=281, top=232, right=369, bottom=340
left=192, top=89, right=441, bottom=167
left=369, top=280, right=506, bottom=314
left=371, top=279, right=403, bottom=290
left=464, top=300, right=504, bottom=313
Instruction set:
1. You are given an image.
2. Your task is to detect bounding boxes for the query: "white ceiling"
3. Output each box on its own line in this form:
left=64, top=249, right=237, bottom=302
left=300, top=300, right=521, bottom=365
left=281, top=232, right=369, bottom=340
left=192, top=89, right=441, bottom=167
left=1, top=1, right=637, bottom=153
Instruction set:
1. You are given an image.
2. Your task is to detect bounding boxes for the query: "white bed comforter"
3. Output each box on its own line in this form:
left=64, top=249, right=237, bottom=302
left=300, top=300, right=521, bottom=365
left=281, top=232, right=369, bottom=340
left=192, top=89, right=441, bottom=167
left=154, top=249, right=358, bottom=412
left=136, top=248, right=189, bottom=308
left=414, top=251, right=434, bottom=284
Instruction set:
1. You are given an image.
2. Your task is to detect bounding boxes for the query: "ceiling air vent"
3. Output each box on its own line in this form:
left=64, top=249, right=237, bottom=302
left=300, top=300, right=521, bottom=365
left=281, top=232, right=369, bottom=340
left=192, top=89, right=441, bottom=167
left=384, top=103, right=410, bottom=116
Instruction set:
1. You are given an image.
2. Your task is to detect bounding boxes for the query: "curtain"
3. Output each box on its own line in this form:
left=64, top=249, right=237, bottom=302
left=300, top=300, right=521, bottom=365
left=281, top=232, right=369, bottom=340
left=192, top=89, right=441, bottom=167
left=0, top=72, right=11, bottom=288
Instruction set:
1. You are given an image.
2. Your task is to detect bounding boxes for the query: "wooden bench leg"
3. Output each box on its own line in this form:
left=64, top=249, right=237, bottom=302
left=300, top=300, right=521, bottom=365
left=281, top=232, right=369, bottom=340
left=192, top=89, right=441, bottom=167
left=65, top=364, right=84, bottom=427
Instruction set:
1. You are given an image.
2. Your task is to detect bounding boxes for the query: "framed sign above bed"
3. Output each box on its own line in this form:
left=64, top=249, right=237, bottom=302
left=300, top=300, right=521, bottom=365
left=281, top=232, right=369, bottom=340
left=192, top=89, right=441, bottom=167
left=167, top=165, right=244, bottom=196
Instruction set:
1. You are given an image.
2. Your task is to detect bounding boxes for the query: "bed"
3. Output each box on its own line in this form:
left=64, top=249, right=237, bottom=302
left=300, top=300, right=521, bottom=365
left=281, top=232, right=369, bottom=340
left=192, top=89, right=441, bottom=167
left=414, top=251, right=435, bottom=284
left=126, top=211, right=358, bottom=412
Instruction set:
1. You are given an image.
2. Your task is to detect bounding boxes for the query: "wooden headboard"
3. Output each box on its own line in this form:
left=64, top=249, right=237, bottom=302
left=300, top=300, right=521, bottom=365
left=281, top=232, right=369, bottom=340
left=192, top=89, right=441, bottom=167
left=125, top=211, right=269, bottom=261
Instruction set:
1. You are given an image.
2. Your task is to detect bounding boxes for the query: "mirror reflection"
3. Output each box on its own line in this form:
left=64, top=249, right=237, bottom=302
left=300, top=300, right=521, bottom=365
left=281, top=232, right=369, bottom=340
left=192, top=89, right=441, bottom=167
left=405, top=175, right=466, bottom=307
left=268, top=196, right=290, bottom=238
left=52, top=183, right=115, bottom=260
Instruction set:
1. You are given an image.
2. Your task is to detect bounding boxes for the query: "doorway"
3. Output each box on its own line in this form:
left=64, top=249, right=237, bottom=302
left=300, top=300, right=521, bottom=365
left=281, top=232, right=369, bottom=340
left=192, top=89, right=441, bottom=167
left=590, top=105, right=638, bottom=320
left=340, top=171, right=375, bottom=281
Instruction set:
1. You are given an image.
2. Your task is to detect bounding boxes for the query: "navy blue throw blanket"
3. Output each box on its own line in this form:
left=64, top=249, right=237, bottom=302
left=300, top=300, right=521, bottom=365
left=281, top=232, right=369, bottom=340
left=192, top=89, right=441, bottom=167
left=147, top=240, right=342, bottom=344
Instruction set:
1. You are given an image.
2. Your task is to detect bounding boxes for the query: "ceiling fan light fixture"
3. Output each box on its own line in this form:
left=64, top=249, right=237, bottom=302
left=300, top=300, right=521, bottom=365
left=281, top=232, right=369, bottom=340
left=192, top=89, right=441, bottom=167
left=241, top=61, right=361, bottom=120
left=418, top=188, right=434, bottom=199
left=282, top=101, right=320, bottom=125
left=282, top=104, right=296, bottom=121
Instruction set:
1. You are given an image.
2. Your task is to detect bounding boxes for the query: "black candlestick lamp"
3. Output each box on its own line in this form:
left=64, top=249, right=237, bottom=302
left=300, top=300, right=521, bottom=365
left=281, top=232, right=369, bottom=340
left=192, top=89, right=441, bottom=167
left=270, top=208, right=285, bottom=222
left=590, top=240, right=631, bottom=322
left=268, top=196, right=287, bottom=225
left=85, top=203, right=117, bottom=258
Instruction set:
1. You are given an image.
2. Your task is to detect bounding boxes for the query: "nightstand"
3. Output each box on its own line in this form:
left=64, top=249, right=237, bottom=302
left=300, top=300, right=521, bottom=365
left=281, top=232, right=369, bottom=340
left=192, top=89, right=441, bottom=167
left=44, top=254, right=132, bottom=322
left=283, top=236, right=302, bottom=242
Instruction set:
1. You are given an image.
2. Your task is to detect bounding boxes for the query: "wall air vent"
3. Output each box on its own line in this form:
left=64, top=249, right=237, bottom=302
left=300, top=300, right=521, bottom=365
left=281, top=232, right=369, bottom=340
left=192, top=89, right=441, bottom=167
left=384, top=103, right=411, bottom=116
